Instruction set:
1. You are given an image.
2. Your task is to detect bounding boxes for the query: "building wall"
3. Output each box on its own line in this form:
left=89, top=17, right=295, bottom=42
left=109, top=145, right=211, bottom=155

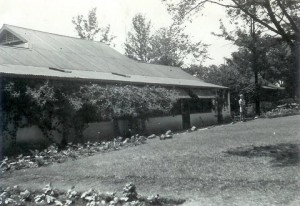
left=190, top=112, right=218, bottom=128
left=83, top=120, right=130, bottom=142
left=17, top=126, right=52, bottom=144
left=145, top=115, right=182, bottom=134
left=4, top=94, right=232, bottom=149
left=12, top=112, right=219, bottom=145
left=83, top=121, right=115, bottom=142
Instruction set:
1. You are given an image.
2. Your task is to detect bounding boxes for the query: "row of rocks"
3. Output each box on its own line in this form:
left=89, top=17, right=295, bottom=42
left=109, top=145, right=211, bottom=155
left=0, top=183, right=184, bottom=206
left=0, top=126, right=200, bottom=174
left=0, top=135, right=148, bottom=174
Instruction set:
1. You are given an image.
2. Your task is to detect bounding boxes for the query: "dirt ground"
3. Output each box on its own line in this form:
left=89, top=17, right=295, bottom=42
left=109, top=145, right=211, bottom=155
left=1, top=115, right=300, bottom=205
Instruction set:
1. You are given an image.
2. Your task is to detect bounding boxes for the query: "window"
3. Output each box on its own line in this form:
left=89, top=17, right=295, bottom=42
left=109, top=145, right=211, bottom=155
left=189, top=98, right=212, bottom=113
left=170, top=100, right=182, bottom=115
left=170, top=98, right=213, bottom=115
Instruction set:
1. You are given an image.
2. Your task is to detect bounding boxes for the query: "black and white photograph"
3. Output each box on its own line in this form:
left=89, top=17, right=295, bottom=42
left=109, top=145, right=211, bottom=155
left=0, top=0, right=299, bottom=205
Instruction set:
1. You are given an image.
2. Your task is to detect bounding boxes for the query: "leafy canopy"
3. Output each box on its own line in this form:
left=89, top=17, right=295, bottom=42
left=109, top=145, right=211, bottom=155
left=162, top=0, right=299, bottom=46
left=124, top=14, right=152, bottom=62
left=124, top=13, right=208, bottom=67
left=72, top=7, right=116, bottom=46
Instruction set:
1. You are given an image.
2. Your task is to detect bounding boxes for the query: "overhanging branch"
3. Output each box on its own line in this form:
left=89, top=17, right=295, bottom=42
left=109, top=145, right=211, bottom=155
left=276, top=0, right=299, bottom=33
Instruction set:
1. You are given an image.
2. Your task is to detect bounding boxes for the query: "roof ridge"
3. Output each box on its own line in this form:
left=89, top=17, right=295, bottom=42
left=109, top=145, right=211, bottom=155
left=3, top=24, right=107, bottom=45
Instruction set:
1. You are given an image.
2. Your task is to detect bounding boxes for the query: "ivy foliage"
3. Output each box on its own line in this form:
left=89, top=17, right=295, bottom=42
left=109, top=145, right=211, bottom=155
left=2, top=79, right=179, bottom=146
left=78, top=84, right=178, bottom=119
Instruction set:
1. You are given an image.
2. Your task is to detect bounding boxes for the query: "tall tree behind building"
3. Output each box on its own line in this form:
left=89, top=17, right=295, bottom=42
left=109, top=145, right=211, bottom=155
left=72, top=8, right=116, bottom=46
left=150, top=26, right=208, bottom=67
left=124, top=14, right=152, bottom=62
left=125, top=14, right=208, bottom=66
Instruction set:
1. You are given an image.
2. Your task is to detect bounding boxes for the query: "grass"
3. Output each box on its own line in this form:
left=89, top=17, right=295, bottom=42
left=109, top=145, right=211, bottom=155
left=1, top=115, right=300, bottom=205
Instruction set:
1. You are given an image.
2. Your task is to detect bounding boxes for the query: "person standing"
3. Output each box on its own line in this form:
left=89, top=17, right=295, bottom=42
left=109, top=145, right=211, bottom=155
left=239, top=94, right=246, bottom=121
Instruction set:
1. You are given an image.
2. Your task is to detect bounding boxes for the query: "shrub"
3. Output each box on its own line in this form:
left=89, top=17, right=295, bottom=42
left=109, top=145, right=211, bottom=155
left=260, top=101, right=275, bottom=113
left=277, top=98, right=300, bottom=105
left=264, top=108, right=300, bottom=118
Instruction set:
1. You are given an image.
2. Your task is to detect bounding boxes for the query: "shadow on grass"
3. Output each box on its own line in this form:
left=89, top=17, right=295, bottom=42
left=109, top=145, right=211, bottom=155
left=225, top=143, right=300, bottom=167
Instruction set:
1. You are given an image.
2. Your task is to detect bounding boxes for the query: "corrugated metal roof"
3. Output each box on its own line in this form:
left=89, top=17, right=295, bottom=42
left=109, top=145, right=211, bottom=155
left=0, top=64, right=225, bottom=88
left=0, top=24, right=226, bottom=89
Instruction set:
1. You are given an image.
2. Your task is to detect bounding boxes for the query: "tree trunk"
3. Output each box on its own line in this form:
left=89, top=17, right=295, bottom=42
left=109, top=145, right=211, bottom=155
left=251, top=16, right=261, bottom=116
left=287, top=38, right=299, bottom=100
left=296, top=30, right=300, bottom=102
left=0, top=78, right=2, bottom=160
left=254, top=70, right=261, bottom=115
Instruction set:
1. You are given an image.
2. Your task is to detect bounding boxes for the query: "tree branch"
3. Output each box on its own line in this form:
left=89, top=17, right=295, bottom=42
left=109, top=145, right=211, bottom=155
left=263, top=0, right=294, bottom=42
left=230, top=0, right=283, bottom=37
left=276, top=0, right=299, bottom=33
left=177, top=0, right=238, bottom=22
left=181, top=0, right=208, bottom=20
left=207, top=0, right=238, bottom=8
left=274, top=12, right=289, bottom=26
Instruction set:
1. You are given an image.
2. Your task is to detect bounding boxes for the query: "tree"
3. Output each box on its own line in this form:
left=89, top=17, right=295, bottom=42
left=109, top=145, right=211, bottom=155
left=150, top=26, right=208, bottom=67
left=99, top=25, right=116, bottom=46
left=219, top=15, right=266, bottom=115
left=211, top=3, right=296, bottom=114
left=162, top=0, right=300, bottom=97
left=72, top=7, right=116, bottom=46
left=163, top=0, right=299, bottom=44
left=185, top=34, right=292, bottom=115
left=125, top=14, right=208, bottom=66
left=124, top=14, right=152, bottom=62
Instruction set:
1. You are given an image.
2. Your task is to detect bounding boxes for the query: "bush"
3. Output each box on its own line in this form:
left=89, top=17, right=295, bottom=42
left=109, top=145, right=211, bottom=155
left=260, top=101, right=275, bottom=113
left=264, top=108, right=300, bottom=118
left=277, top=98, right=300, bottom=105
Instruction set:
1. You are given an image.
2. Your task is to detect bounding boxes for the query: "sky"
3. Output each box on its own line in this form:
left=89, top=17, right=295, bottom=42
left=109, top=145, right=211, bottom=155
left=0, top=0, right=237, bottom=66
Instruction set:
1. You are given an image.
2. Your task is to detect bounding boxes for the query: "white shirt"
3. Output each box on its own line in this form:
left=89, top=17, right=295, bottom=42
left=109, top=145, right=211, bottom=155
left=239, top=99, right=245, bottom=112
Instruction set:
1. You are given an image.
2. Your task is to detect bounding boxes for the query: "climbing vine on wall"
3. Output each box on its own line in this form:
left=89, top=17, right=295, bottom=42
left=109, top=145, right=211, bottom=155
left=2, top=78, right=179, bottom=148
left=78, top=84, right=178, bottom=119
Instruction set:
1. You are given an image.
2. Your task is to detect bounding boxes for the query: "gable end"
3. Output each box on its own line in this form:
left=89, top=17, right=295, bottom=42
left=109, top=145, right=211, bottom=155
left=0, top=30, right=24, bottom=45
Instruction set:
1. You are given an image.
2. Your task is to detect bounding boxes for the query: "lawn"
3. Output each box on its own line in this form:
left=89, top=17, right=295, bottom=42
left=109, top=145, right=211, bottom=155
left=1, top=115, right=300, bottom=205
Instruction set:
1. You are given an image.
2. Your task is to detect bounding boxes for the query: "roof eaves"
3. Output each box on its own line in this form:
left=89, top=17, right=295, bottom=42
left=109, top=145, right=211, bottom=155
left=0, top=64, right=227, bottom=89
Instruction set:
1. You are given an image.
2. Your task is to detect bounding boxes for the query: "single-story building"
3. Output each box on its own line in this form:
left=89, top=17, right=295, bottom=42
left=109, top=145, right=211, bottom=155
left=0, top=24, right=230, bottom=152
